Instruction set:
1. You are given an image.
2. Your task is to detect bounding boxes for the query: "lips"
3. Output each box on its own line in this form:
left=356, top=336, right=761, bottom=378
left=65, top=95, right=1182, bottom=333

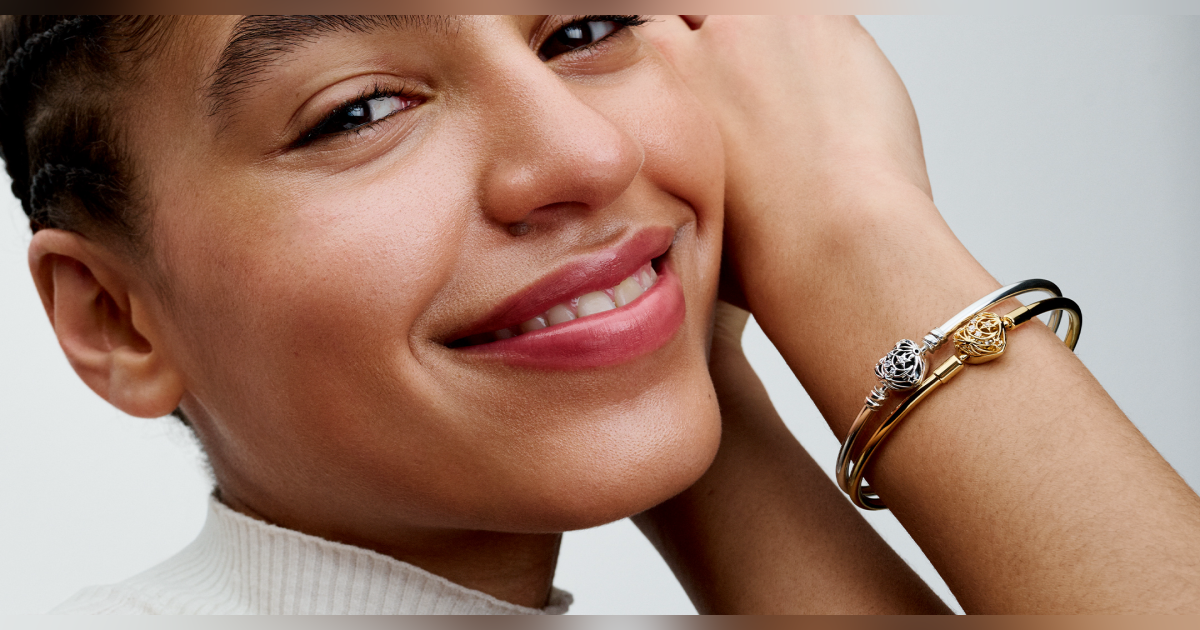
left=447, top=226, right=687, bottom=369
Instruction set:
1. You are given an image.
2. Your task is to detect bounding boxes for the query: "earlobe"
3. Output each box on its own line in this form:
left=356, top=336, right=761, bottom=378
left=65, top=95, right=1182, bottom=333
left=28, top=229, right=184, bottom=418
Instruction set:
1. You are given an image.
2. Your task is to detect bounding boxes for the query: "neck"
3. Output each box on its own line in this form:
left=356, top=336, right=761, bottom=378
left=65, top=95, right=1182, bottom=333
left=218, top=490, right=562, bottom=610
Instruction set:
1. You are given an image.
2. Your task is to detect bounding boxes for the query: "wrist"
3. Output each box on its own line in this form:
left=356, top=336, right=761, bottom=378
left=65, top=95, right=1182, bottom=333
left=729, top=183, right=999, bottom=437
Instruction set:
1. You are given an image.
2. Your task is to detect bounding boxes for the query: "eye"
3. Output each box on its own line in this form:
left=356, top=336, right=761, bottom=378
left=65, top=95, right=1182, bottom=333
left=300, top=89, right=421, bottom=146
left=538, top=16, right=645, bottom=61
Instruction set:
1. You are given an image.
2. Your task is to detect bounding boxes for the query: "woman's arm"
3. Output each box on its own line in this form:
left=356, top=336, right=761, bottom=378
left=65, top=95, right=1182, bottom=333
left=643, top=15, right=1200, bottom=613
left=634, top=302, right=951, bottom=614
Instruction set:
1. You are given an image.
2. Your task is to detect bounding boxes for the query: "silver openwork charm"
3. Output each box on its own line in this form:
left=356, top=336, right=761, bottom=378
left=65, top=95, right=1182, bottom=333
left=874, top=339, right=927, bottom=391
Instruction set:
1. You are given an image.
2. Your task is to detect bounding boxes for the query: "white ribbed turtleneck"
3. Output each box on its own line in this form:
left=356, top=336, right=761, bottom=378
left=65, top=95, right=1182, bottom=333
left=51, top=495, right=572, bottom=615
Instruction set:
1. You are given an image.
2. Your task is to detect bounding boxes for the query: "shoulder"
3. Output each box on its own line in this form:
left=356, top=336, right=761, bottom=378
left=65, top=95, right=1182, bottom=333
left=48, top=495, right=574, bottom=615
left=47, top=496, right=250, bottom=614
left=47, top=543, right=251, bottom=615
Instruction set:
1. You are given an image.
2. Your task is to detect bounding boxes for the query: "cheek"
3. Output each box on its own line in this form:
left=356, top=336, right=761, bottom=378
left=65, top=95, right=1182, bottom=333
left=585, top=60, right=726, bottom=320
left=159, top=157, right=472, bottom=426
left=599, top=61, right=725, bottom=240
left=644, top=103, right=724, bottom=221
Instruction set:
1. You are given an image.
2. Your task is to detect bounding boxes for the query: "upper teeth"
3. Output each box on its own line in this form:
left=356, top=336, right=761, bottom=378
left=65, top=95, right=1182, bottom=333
left=488, top=261, right=658, bottom=343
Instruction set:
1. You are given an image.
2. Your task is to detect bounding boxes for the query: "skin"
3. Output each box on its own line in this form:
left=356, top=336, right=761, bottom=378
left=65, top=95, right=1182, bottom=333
left=637, top=303, right=951, bottom=613
left=26, top=14, right=1200, bottom=614
left=29, top=15, right=739, bottom=608
left=640, top=16, right=1200, bottom=613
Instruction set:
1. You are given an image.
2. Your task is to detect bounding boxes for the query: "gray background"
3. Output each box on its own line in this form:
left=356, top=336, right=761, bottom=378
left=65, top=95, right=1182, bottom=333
left=1, top=16, right=1196, bottom=614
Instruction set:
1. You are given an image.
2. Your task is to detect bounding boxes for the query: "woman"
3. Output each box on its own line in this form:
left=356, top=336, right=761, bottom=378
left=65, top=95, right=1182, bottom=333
left=2, top=15, right=1198, bottom=614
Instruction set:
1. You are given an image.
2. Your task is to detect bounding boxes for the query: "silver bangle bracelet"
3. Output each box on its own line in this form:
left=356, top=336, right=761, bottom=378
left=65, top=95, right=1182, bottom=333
left=847, top=296, right=1082, bottom=510
left=835, top=279, right=1065, bottom=495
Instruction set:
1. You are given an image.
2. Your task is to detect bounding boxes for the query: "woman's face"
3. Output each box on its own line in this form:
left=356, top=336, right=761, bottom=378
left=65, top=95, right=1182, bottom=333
left=130, top=15, right=724, bottom=537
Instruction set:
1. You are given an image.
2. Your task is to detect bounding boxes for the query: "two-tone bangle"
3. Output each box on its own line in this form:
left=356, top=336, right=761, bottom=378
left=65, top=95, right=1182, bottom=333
left=835, top=279, right=1066, bottom=499
left=846, top=296, right=1082, bottom=510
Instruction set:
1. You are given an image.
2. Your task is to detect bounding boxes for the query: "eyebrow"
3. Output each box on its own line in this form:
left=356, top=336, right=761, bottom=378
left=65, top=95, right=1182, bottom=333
left=205, top=15, right=458, bottom=118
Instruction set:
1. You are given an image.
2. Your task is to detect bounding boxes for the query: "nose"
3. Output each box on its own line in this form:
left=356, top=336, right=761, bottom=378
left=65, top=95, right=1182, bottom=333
left=478, top=60, right=644, bottom=227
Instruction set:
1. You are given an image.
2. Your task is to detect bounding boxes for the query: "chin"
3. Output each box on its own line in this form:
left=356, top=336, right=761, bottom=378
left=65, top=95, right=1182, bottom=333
left=434, top=245, right=725, bottom=533
left=555, top=406, right=722, bottom=532
left=466, top=363, right=725, bottom=534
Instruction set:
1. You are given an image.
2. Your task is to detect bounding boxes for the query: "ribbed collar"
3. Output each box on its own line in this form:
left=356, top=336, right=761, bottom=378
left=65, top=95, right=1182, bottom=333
left=55, top=495, right=572, bottom=615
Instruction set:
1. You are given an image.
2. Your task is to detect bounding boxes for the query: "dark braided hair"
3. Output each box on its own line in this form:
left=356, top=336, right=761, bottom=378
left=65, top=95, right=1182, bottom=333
left=1, top=16, right=99, bottom=215
left=28, top=163, right=109, bottom=223
left=0, top=15, right=173, bottom=248
left=1, top=15, right=191, bottom=426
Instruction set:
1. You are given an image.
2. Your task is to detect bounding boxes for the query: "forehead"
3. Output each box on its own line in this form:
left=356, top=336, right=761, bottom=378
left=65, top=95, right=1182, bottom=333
left=204, top=16, right=465, bottom=118
left=144, top=16, right=516, bottom=127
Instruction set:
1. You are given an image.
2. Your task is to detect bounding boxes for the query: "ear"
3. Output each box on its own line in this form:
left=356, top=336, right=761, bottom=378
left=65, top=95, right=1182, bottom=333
left=28, top=229, right=184, bottom=418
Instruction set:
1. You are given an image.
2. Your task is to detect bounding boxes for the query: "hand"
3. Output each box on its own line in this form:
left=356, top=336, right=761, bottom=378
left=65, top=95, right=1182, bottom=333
left=645, top=16, right=1200, bottom=614
left=641, top=16, right=933, bottom=228
left=644, top=15, right=992, bottom=435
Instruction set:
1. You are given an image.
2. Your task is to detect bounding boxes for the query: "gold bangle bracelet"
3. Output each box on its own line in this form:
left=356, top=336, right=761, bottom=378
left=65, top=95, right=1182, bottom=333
left=845, top=296, right=1082, bottom=510
left=835, top=280, right=1066, bottom=495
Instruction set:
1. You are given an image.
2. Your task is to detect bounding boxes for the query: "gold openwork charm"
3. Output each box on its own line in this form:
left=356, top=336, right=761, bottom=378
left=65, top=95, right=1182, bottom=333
left=953, top=311, right=1007, bottom=363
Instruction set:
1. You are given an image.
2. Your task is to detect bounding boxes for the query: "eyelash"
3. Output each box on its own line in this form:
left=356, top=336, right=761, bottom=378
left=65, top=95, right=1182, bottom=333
left=295, top=15, right=649, bottom=148
left=577, top=15, right=650, bottom=33
left=540, top=14, right=649, bottom=60
left=294, top=83, right=421, bottom=149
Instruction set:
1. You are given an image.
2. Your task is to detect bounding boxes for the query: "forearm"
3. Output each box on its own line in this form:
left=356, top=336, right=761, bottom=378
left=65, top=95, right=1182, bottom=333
left=643, top=14, right=1200, bottom=612
left=734, top=182, right=1200, bottom=613
left=635, top=306, right=949, bottom=614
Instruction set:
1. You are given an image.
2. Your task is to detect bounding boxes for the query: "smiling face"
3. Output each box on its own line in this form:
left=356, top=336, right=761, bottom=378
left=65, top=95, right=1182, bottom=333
left=124, top=15, right=724, bottom=541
